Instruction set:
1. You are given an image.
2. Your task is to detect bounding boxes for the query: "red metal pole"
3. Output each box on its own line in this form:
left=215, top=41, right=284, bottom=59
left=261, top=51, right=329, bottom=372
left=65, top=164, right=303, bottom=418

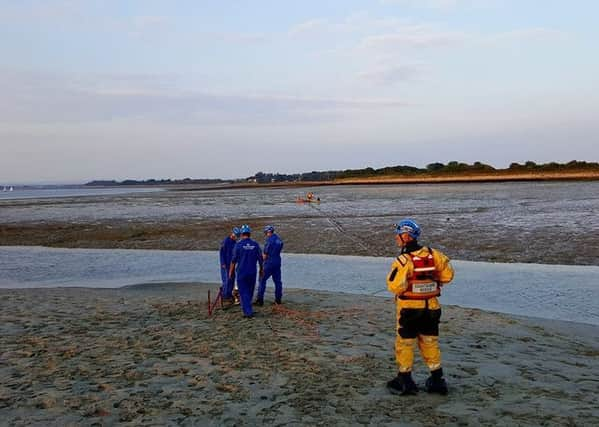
left=208, top=288, right=223, bottom=317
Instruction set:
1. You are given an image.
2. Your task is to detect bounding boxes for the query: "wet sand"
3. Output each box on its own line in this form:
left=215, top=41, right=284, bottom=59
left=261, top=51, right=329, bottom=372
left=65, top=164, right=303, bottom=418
left=3, top=214, right=599, bottom=265
left=3, top=178, right=599, bottom=265
left=1, top=284, right=598, bottom=426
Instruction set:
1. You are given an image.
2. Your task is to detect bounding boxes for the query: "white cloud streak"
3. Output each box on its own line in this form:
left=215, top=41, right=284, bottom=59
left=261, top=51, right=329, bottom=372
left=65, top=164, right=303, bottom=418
left=379, top=0, right=496, bottom=10
left=359, top=26, right=467, bottom=50
left=483, top=27, right=568, bottom=44
left=357, top=63, right=424, bottom=85
left=288, top=18, right=329, bottom=37
left=0, top=70, right=408, bottom=126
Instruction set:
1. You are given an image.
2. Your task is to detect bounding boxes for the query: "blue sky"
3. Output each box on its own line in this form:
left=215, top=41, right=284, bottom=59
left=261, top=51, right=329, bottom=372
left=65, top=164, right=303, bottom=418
left=1, top=0, right=598, bottom=183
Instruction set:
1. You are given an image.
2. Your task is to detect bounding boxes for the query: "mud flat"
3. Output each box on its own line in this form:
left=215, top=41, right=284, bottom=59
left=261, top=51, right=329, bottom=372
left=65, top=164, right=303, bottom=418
left=3, top=179, right=599, bottom=265
left=1, top=284, right=598, bottom=426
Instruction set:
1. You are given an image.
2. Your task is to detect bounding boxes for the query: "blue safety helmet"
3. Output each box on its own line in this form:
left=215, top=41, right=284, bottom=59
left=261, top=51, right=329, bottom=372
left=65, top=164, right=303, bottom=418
left=264, top=225, right=275, bottom=233
left=240, top=224, right=251, bottom=234
left=395, top=219, right=421, bottom=239
left=232, top=226, right=241, bottom=237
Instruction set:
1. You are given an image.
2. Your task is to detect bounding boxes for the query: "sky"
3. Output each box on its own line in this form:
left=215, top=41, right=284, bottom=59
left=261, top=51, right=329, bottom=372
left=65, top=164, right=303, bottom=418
left=1, top=0, right=598, bottom=183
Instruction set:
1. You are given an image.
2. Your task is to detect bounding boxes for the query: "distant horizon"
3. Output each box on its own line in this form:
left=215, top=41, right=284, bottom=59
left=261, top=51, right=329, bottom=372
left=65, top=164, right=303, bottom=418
left=3, top=158, right=595, bottom=187
left=4, top=156, right=599, bottom=186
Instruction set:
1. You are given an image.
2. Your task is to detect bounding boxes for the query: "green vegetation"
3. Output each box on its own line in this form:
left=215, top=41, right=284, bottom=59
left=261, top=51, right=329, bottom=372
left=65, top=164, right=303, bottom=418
left=85, top=178, right=228, bottom=186
left=85, top=161, right=599, bottom=186
left=507, top=160, right=599, bottom=172
left=248, top=160, right=599, bottom=183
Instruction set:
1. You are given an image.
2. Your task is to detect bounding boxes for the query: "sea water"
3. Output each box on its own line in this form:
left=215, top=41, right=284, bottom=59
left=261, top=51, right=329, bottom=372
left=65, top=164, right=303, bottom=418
left=0, top=186, right=162, bottom=201
left=1, top=246, right=598, bottom=326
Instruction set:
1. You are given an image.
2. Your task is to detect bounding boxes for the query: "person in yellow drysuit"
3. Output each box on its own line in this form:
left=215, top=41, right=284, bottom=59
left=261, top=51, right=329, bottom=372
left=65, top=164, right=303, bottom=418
left=386, top=219, right=454, bottom=395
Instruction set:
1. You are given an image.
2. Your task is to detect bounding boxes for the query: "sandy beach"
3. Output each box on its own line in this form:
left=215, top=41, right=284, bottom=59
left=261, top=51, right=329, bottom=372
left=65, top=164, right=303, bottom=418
left=1, top=283, right=598, bottom=426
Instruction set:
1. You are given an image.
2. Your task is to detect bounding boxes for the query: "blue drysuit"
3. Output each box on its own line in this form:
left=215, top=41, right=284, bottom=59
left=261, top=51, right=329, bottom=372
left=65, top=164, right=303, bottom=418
left=231, top=237, right=263, bottom=316
left=219, top=235, right=237, bottom=298
left=257, top=233, right=284, bottom=303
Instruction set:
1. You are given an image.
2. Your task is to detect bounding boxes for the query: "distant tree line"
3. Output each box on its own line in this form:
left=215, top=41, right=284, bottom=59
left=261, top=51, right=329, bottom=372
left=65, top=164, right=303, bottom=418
left=85, top=178, right=229, bottom=186
left=506, top=160, right=599, bottom=172
left=85, top=161, right=599, bottom=186
left=248, top=160, right=599, bottom=182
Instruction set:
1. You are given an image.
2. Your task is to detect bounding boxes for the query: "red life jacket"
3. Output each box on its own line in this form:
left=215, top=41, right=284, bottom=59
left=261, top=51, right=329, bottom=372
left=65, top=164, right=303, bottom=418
left=401, top=249, right=440, bottom=300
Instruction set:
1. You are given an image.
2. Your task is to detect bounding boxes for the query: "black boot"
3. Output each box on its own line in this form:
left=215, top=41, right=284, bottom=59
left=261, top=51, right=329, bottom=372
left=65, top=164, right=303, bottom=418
left=387, top=372, right=418, bottom=396
left=253, top=299, right=264, bottom=306
left=425, top=368, right=448, bottom=395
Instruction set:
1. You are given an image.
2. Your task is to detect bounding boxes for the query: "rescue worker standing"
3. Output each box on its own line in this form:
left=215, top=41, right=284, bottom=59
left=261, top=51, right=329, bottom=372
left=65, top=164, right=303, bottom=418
left=255, top=225, right=284, bottom=306
left=386, top=219, right=454, bottom=395
left=229, top=224, right=263, bottom=318
left=220, top=227, right=240, bottom=302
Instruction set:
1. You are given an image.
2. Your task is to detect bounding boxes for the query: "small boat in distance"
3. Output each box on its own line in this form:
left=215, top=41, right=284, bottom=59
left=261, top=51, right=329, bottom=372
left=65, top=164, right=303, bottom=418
left=296, top=191, right=320, bottom=203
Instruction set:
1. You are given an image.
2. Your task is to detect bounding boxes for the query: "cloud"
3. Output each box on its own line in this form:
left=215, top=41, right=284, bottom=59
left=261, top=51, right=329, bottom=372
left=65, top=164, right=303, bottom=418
left=360, top=25, right=466, bottom=50
left=357, top=64, right=424, bottom=85
left=288, top=13, right=413, bottom=38
left=380, top=0, right=458, bottom=8
left=288, top=18, right=329, bottom=37
left=483, top=27, right=568, bottom=44
left=379, top=0, right=493, bottom=10
left=358, top=25, right=564, bottom=54
left=0, top=69, right=408, bottom=126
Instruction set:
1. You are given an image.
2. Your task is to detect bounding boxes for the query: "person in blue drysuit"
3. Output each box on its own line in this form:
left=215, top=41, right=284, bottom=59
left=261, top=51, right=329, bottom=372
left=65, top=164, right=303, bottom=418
left=229, top=224, right=263, bottom=318
left=255, top=225, right=284, bottom=306
left=219, top=226, right=240, bottom=301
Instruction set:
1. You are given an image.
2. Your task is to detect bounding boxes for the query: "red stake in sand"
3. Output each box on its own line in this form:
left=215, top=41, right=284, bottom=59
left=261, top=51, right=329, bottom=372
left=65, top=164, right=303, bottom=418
left=207, top=288, right=224, bottom=316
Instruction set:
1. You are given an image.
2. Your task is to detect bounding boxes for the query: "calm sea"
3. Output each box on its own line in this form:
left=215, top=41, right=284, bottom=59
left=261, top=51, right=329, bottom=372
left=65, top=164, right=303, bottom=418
left=0, top=186, right=162, bottom=201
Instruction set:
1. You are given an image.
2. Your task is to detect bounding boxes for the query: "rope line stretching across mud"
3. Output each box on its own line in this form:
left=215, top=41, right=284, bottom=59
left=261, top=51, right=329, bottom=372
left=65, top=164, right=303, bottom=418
left=306, top=202, right=391, bottom=296
left=307, top=202, right=386, bottom=257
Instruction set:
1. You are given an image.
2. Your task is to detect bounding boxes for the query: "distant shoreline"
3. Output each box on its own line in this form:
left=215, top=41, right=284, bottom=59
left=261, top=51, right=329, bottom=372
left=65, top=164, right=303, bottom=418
left=167, top=170, right=599, bottom=191
left=331, top=170, right=599, bottom=185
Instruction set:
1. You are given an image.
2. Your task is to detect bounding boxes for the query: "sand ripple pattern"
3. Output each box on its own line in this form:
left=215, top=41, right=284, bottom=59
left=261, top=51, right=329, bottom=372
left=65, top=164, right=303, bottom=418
left=1, top=285, right=598, bottom=426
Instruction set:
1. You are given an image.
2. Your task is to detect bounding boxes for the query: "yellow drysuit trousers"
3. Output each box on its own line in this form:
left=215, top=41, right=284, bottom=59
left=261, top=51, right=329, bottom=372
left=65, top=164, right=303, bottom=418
left=395, top=298, right=442, bottom=373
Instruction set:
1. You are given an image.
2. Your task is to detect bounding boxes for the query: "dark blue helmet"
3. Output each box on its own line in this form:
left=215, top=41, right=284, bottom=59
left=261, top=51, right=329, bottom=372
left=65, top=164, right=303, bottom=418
left=264, top=225, right=275, bottom=233
left=232, top=227, right=241, bottom=237
left=395, top=219, right=421, bottom=239
left=240, top=224, right=251, bottom=234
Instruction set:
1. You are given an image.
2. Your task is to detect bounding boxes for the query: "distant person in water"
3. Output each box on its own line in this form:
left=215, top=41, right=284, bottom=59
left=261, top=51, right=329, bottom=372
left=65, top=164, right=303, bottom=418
left=219, top=227, right=240, bottom=302
left=229, top=224, right=263, bottom=318
left=255, top=225, right=284, bottom=306
left=386, top=219, right=454, bottom=396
